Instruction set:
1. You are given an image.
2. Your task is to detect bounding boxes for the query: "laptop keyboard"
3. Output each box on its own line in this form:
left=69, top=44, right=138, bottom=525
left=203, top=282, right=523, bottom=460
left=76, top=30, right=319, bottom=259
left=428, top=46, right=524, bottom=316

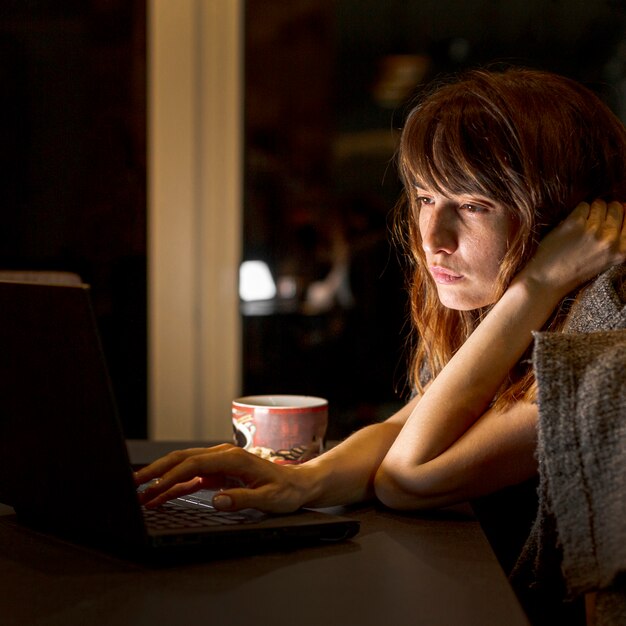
left=142, top=498, right=265, bottom=531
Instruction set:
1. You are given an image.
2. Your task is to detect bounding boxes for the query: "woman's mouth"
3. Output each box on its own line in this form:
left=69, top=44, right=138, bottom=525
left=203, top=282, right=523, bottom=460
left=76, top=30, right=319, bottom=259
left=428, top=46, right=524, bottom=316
left=430, top=266, right=464, bottom=284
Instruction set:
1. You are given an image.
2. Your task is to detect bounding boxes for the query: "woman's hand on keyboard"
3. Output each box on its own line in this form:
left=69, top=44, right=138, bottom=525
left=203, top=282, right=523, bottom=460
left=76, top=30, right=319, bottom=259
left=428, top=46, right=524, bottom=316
left=134, top=444, right=312, bottom=514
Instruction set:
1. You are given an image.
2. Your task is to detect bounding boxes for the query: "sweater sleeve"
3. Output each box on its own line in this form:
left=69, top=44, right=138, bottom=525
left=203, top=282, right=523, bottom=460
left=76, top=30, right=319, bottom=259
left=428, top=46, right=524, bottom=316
left=511, top=264, right=626, bottom=624
left=532, top=330, right=626, bottom=596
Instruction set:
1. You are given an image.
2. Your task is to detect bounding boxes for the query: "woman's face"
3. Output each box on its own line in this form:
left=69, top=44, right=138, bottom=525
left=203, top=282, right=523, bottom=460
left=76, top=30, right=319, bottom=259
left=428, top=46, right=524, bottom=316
left=416, top=186, right=515, bottom=310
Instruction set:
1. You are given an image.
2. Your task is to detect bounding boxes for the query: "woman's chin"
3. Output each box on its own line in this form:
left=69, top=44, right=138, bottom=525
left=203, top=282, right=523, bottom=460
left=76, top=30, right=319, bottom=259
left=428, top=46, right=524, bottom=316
left=437, top=287, right=496, bottom=311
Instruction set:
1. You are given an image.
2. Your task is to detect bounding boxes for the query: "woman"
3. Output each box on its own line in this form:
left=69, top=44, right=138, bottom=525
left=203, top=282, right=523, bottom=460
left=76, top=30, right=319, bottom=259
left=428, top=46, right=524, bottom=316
left=136, top=68, right=626, bottom=517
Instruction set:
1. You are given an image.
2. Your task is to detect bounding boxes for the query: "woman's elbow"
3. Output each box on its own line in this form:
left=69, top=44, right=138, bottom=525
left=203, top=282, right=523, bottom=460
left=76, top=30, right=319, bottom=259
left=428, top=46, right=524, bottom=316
left=374, top=461, right=446, bottom=510
left=373, top=465, right=413, bottom=509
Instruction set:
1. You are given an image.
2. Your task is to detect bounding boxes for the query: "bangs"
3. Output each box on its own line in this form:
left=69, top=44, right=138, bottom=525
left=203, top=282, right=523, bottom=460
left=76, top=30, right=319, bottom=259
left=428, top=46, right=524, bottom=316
left=399, top=91, right=521, bottom=207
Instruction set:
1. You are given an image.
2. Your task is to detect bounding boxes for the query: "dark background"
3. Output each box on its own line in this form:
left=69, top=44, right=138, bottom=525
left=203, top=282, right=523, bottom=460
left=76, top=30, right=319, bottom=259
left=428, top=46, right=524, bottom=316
left=2, top=0, right=625, bottom=438
left=0, top=0, right=147, bottom=437
left=242, top=0, right=626, bottom=438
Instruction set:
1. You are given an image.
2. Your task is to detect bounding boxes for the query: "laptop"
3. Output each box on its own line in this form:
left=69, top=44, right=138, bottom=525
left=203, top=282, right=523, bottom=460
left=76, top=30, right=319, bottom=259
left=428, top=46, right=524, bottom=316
left=0, top=280, right=359, bottom=559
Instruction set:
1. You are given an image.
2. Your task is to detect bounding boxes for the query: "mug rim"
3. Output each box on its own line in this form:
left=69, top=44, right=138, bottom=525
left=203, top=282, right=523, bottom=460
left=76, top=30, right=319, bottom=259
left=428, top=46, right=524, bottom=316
left=232, top=394, right=328, bottom=410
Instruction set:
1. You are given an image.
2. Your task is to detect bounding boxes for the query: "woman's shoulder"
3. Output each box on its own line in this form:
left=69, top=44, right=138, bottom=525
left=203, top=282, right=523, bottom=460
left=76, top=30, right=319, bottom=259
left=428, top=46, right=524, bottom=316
left=565, top=263, right=626, bottom=333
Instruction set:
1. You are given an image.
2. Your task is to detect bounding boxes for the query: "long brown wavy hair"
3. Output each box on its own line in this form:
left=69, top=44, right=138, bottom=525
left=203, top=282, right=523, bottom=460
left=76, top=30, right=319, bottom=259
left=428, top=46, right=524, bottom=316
left=396, top=67, right=626, bottom=408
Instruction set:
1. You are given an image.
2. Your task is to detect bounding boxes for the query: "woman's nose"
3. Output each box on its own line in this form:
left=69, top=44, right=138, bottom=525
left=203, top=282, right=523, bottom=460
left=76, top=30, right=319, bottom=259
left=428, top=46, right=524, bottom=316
left=420, top=209, right=458, bottom=255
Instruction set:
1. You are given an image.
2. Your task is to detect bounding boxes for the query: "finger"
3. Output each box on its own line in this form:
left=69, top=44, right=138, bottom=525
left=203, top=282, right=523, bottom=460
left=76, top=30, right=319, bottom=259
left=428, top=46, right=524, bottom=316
left=601, top=202, right=626, bottom=264
left=140, top=472, right=234, bottom=506
left=213, top=485, right=299, bottom=515
left=139, top=455, right=224, bottom=502
left=141, top=476, right=205, bottom=508
left=570, top=201, right=591, bottom=222
left=134, top=445, right=233, bottom=485
left=605, top=201, right=624, bottom=232
left=141, top=446, right=269, bottom=504
left=605, top=202, right=625, bottom=260
left=587, top=199, right=607, bottom=227
left=133, top=448, right=208, bottom=484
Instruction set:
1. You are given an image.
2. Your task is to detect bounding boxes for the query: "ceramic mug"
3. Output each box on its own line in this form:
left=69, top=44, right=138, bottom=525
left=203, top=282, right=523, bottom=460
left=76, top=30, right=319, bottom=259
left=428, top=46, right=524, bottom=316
left=232, top=395, right=328, bottom=464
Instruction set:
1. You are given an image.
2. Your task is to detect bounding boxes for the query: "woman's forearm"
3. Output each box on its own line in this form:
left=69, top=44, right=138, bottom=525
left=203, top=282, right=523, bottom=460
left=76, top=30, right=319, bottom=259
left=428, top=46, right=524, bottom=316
left=295, top=397, right=418, bottom=508
left=377, top=400, right=539, bottom=510
left=374, top=278, right=564, bottom=508
left=387, top=277, right=560, bottom=466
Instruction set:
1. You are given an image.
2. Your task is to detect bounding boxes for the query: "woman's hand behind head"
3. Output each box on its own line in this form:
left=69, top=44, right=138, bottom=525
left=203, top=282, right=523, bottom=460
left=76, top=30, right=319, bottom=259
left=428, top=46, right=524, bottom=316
left=517, top=200, right=626, bottom=297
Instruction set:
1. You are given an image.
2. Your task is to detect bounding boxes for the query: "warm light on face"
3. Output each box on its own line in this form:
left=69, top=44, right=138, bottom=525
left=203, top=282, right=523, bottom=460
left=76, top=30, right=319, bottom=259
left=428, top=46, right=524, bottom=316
left=415, top=187, right=514, bottom=310
left=239, top=261, right=277, bottom=302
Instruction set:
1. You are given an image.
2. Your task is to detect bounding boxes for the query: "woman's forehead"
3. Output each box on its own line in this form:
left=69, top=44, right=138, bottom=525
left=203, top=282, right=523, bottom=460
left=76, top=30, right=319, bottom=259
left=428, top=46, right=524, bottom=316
left=409, top=170, right=488, bottom=198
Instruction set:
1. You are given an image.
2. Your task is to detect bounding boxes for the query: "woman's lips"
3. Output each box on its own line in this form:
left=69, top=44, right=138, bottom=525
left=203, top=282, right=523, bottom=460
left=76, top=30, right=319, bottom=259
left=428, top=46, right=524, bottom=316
left=430, top=266, right=464, bottom=284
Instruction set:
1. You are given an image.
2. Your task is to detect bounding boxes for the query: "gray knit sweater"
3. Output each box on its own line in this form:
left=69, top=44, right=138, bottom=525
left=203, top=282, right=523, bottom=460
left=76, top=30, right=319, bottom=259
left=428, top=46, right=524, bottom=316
left=512, top=264, right=626, bottom=625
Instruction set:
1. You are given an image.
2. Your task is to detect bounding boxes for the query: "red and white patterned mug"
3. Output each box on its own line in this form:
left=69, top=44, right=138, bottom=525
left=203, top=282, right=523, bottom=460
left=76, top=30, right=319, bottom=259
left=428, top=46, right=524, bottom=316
left=232, top=395, right=328, bottom=464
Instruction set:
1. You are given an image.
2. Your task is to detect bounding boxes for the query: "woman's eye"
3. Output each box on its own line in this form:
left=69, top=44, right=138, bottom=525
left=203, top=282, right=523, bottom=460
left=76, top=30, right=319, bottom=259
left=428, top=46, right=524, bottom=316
left=462, top=203, right=487, bottom=214
left=417, top=196, right=434, bottom=206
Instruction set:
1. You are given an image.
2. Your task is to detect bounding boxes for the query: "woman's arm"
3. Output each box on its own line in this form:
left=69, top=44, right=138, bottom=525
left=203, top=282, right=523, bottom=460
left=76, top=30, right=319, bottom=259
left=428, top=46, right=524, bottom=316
left=295, top=396, right=418, bottom=508
left=377, top=401, right=539, bottom=509
left=135, top=395, right=419, bottom=512
left=375, top=200, right=626, bottom=509
left=136, top=200, right=624, bottom=513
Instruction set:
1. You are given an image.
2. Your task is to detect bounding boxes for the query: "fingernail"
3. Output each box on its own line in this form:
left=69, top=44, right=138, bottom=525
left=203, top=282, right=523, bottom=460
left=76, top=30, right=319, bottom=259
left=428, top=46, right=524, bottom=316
left=213, top=494, right=233, bottom=510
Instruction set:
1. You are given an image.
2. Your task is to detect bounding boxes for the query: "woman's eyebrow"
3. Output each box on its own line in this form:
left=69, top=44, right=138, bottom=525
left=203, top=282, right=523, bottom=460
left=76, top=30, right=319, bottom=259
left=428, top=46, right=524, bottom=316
left=457, top=193, right=496, bottom=206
